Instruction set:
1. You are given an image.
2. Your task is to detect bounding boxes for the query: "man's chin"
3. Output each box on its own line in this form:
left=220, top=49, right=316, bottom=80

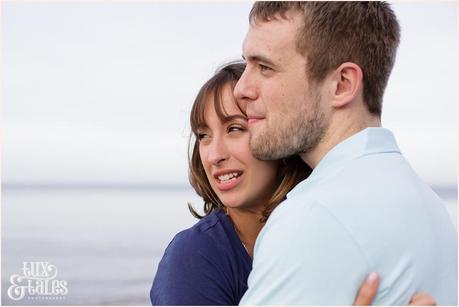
left=249, top=137, right=280, bottom=161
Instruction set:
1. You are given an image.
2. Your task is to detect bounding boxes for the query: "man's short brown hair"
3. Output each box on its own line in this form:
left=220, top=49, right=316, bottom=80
left=250, top=1, right=400, bottom=116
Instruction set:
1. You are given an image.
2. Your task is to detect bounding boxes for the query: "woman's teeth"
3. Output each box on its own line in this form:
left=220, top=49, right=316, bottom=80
left=218, top=172, right=239, bottom=182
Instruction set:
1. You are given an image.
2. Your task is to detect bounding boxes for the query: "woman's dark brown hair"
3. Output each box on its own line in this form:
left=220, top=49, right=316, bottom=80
left=188, top=61, right=311, bottom=222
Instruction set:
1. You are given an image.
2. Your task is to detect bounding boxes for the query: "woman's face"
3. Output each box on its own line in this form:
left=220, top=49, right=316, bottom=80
left=198, top=84, right=278, bottom=211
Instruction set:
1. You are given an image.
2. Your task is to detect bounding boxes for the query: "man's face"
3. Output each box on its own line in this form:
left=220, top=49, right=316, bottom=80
left=234, top=11, right=328, bottom=161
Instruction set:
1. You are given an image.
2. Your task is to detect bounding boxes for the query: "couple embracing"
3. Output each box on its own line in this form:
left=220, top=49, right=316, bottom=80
left=151, top=2, right=457, bottom=305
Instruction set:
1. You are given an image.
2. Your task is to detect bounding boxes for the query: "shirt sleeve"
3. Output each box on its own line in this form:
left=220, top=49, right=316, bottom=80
left=239, top=201, right=371, bottom=305
left=150, top=230, right=236, bottom=305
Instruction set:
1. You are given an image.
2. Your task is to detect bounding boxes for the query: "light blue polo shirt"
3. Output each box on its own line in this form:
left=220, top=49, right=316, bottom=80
left=240, top=127, right=457, bottom=305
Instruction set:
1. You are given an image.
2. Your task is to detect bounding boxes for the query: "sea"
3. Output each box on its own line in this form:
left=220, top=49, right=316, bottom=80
left=1, top=185, right=457, bottom=305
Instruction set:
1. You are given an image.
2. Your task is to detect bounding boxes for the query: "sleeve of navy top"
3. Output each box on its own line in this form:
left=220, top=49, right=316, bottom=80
left=150, top=228, right=235, bottom=305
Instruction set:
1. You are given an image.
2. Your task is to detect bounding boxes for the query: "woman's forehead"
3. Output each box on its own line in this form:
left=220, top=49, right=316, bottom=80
left=203, top=86, right=244, bottom=123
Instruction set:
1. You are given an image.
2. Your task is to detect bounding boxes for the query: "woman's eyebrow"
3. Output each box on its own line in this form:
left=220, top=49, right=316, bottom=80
left=223, top=114, right=247, bottom=123
left=196, top=123, right=208, bottom=131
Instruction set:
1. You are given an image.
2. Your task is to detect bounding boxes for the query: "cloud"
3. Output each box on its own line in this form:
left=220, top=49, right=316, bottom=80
left=2, top=2, right=457, bottom=188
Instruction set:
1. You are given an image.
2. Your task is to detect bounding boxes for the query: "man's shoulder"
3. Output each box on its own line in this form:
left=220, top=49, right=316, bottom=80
left=264, top=153, right=456, bottom=266
left=260, top=199, right=362, bottom=248
left=287, top=151, right=437, bottom=209
left=263, top=153, right=447, bottom=249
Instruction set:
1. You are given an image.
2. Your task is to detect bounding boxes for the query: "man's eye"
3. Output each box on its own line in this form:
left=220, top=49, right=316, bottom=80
left=259, top=64, right=272, bottom=72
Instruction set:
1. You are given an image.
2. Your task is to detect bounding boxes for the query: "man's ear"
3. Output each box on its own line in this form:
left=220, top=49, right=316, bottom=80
left=329, top=62, right=363, bottom=108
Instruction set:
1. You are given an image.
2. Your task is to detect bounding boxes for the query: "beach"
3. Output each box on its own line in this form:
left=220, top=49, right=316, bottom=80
left=2, top=185, right=457, bottom=305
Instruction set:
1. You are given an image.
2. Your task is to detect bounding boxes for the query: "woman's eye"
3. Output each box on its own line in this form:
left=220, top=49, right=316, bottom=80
left=228, top=126, right=244, bottom=133
left=197, top=133, right=208, bottom=141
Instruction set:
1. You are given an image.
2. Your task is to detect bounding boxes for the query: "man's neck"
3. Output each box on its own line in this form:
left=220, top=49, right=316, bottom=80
left=301, top=115, right=381, bottom=168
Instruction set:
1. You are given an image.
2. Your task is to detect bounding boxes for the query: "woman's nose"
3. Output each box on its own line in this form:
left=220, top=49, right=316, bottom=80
left=207, top=138, right=230, bottom=166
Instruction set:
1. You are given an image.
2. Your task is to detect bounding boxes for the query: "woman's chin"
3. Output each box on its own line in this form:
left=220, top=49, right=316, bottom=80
left=223, top=202, right=245, bottom=210
left=224, top=204, right=242, bottom=209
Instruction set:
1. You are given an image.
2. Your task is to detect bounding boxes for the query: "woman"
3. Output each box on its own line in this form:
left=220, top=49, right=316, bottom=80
left=150, top=62, right=435, bottom=305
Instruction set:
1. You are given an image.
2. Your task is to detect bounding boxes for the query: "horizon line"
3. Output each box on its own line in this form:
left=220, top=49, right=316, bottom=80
left=2, top=181, right=457, bottom=195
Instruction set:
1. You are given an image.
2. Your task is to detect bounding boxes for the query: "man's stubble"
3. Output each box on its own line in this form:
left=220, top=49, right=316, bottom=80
left=249, top=90, right=328, bottom=161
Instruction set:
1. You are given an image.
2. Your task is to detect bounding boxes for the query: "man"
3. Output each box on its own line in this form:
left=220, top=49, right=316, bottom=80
left=234, top=2, right=457, bottom=305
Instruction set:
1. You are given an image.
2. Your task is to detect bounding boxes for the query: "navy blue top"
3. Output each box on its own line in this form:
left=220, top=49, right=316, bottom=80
left=150, top=209, right=253, bottom=305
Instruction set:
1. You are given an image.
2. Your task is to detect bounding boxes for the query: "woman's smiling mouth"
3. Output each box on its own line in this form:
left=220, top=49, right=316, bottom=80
left=214, top=170, right=244, bottom=191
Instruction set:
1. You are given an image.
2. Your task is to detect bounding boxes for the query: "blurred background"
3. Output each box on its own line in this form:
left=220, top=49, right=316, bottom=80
left=2, top=1, right=457, bottom=305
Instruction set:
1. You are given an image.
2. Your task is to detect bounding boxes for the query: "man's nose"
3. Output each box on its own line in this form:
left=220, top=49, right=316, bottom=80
left=234, top=68, right=257, bottom=107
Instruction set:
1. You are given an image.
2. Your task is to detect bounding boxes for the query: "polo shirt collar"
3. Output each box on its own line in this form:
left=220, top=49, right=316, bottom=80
left=288, top=127, right=400, bottom=198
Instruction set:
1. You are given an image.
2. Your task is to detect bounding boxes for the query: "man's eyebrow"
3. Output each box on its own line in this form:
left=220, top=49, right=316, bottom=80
left=242, top=54, right=276, bottom=67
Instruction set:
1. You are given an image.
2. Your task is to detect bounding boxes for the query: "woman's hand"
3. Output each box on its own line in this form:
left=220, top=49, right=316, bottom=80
left=408, top=292, right=437, bottom=306
left=353, top=272, right=437, bottom=305
left=353, top=272, right=380, bottom=305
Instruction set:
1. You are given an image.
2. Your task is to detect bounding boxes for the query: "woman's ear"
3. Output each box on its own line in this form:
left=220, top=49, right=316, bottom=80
left=330, top=62, right=363, bottom=108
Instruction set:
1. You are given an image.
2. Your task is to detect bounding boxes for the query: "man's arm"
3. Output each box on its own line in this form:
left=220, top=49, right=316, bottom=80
left=240, top=201, right=370, bottom=305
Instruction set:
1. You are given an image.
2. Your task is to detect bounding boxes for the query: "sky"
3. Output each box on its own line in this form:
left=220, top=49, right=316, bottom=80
left=2, top=1, right=458, bottom=187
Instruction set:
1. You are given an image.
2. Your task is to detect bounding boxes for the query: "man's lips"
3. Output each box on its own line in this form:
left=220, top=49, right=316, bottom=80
left=247, top=116, right=265, bottom=125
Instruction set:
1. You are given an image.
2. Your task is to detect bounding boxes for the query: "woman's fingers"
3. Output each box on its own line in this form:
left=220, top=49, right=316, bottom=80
left=409, top=292, right=437, bottom=306
left=353, top=272, right=380, bottom=306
